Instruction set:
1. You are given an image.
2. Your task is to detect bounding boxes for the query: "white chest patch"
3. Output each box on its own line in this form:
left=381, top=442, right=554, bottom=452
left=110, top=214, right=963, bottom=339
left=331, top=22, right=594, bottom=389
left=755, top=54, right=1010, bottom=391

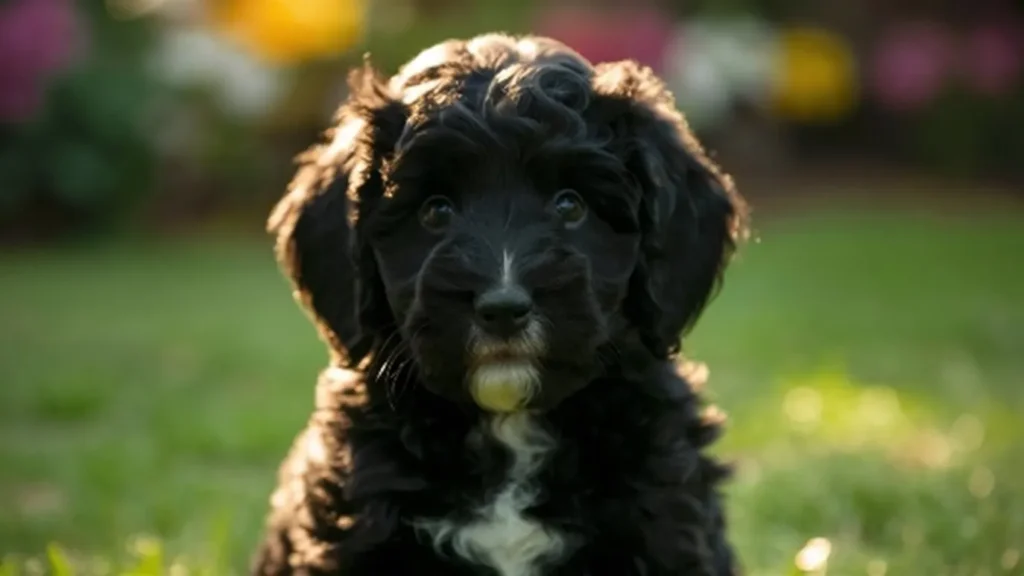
left=413, top=413, right=566, bottom=576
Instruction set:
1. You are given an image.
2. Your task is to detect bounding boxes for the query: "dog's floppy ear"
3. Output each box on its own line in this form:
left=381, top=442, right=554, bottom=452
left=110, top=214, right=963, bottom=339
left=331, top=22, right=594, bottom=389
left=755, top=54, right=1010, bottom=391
left=592, top=61, right=748, bottom=359
left=268, top=66, right=407, bottom=367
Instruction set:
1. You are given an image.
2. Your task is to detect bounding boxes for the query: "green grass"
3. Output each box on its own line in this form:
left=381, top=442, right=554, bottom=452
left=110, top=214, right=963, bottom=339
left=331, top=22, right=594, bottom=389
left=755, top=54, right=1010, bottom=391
left=1, top=211, right=1022, bottom=575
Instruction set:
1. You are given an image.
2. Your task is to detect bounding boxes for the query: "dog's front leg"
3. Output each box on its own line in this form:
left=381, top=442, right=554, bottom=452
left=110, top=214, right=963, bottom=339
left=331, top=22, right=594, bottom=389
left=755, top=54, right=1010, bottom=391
left=251, top=419, right=478, bottom=575
left=252, top=528, right=467, bottom=575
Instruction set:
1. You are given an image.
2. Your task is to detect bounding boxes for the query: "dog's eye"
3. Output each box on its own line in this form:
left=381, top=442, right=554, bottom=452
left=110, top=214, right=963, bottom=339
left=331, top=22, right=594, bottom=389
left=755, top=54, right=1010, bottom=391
left=419, top=195, right=456, bottom=232
left=552, top=189, right=587, bottom=228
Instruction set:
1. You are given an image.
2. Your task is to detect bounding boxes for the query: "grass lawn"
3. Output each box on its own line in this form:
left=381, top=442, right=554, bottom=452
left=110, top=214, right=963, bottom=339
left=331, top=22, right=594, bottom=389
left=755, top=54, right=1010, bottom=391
left=1, top=210, right=1022, bottom=575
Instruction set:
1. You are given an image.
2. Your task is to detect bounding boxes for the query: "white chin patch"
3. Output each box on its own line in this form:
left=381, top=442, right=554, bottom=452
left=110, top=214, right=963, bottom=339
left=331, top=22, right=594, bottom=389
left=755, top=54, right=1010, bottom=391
left=470, top=362, right=539, bottom=413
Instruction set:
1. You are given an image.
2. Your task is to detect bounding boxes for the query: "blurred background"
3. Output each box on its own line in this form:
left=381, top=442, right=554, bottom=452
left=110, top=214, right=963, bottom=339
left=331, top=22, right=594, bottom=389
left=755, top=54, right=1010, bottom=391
left=1, top=0, right=1022, bottom=574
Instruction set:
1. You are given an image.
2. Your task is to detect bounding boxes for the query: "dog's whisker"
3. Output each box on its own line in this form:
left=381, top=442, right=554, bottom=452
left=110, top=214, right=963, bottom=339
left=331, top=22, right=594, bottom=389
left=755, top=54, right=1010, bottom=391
left=376, top=328, right=410, bottom=375
left=593, top=341, right=624, bottom=375
left=392, top=355, right=418, bottom=402
left=537, top=315, right=556, bottom=336
left=378, top=346, right=402, bottom=385
left=376, top=328, right=405, bottom=357
left=382, top=348, right=409, bottom=408
left=388, top=345, right=414, bottom=394
left=368, top=329, right=408, bottom=410
left=382, top=324, right=428, bottom=410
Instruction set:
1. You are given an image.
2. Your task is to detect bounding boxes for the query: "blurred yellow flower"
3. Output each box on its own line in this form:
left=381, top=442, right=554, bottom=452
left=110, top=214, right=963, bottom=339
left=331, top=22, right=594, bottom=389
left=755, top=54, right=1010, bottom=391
left=771, top=27, right=857, bottom=122
left=795, top=537, right=832, bottom=573
left=210, top=0, right=365, bottom=64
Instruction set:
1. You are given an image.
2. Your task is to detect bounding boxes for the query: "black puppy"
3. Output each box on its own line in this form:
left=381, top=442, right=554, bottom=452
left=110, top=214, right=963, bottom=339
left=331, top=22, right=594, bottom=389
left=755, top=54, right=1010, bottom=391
left=253, top=33, right=748, bottom=576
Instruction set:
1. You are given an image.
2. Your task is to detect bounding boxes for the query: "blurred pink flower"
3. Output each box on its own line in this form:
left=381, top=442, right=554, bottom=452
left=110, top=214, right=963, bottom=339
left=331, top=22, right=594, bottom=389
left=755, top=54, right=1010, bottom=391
left=0, top=0, right=86, bottom=122
left=869, top=21, right=956, bottom=112
left=961, top=21, right=1023, bottom=97
left=534, top=6, right=673, bottom=72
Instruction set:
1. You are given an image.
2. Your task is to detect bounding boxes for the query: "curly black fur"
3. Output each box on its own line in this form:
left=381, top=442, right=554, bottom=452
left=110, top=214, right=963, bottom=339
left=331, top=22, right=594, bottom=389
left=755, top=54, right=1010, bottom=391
left=253, top=34, right=749, bottom=576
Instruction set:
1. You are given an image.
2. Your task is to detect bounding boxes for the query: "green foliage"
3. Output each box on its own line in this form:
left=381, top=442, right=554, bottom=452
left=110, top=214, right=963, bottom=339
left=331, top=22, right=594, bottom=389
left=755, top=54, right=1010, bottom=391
left=911, top=86, right=1024, bottom=182
left=0, top=4, right=160, bottom=237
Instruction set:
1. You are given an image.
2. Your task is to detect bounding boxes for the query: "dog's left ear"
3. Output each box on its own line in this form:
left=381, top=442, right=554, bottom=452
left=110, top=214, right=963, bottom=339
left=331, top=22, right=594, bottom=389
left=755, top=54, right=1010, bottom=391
left=592, top=61, right=749, bottom=359
left=267, top=65, right=407, bottom=368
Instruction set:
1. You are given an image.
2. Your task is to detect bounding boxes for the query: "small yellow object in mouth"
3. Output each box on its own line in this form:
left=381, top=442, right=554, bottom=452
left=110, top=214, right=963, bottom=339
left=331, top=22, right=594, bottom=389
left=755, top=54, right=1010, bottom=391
left=469, top=363, right=538, bottom=413
left=471, top=380, right=527, bottom=412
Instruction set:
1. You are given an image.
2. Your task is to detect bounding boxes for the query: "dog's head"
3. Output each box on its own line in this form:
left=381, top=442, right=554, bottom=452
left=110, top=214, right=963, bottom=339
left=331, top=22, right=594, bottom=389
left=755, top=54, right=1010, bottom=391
left=270, top=34, right=747, bottom=412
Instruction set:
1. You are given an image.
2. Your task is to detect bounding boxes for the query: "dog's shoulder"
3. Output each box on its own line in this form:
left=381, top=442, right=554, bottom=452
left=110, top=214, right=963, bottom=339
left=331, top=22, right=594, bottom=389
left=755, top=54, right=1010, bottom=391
left=537, top=361, right=734, bottom=574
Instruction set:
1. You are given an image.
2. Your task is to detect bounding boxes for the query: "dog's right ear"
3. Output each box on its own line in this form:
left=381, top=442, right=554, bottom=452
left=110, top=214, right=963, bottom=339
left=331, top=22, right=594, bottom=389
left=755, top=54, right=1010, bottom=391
left=268, top=65, right=407, bottom=367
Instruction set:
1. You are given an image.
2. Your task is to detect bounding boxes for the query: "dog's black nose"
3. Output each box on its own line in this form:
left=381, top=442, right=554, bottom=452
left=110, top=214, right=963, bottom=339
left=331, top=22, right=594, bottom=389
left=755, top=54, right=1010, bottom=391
left=475, top=286, right=532, bottom=337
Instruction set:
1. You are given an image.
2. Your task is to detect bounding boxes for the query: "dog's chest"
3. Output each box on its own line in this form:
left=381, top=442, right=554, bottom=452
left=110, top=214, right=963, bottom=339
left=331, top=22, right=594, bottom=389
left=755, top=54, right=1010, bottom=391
left=413, top=414, right=567, bottom=576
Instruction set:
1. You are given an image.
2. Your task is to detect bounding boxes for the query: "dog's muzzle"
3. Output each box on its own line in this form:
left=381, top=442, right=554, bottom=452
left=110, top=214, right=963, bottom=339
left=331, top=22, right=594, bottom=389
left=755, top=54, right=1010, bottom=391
left=467, top=285, right=545, bottom=412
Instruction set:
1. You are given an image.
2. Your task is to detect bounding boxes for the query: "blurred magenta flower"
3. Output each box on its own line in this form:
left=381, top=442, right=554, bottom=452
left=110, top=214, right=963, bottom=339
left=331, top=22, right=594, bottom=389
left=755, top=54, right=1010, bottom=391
left=0, top=0, right=86, bottom=122
left=534, top=5, right=673, bottom=72
left=869, top=21, right=956, bottom=112
left=961, top=20, right=1023, bottom=97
